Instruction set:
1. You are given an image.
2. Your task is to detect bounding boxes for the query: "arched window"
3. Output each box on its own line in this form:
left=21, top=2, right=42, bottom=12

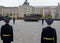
left=10, top=13, right=12, bottom=16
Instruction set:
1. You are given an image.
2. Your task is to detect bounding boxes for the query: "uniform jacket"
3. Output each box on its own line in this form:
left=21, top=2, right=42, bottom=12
left=41, top=26, right=57, bottom=43
left=1, top=24, right=13, bottom=41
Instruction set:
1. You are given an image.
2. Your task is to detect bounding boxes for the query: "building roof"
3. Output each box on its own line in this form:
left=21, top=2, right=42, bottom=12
left=3, top=7, right=18, bottom=9
left=33, top=6, right=57, bottom=9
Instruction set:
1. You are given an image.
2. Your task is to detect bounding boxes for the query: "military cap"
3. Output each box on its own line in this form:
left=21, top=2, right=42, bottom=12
left=45, top=18, right=53, bottom=25
left=3, top=16, right=11, bottom=23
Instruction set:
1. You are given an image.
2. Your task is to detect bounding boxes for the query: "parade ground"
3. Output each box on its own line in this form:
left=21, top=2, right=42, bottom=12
left=0, top=20, right=60, bottom=43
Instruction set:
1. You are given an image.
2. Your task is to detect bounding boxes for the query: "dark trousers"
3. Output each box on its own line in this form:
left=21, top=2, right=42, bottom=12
left=13, top=21, right=15, bottom=24
left=3, top=41, right=11, bottom=43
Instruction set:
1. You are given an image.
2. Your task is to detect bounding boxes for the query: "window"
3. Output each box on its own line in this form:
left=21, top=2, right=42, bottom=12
left=10, top=13, right=12, bottom=16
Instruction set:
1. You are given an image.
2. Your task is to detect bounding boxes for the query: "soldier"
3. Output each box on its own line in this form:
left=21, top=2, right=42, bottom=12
left=1, top=17, right=13, bottom=43
left=41, top=18, right=57, bottom=43
left=13, top=17, right=15, bottom=24
left=42, top=18, right=44, bottom=25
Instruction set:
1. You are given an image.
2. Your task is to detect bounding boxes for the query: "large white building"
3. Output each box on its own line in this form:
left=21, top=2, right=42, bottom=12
left=0, top=0, right=59, bottom=19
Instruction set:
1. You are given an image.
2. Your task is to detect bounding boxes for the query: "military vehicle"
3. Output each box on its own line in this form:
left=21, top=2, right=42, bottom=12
left=23, top=14, right=41, bottom=21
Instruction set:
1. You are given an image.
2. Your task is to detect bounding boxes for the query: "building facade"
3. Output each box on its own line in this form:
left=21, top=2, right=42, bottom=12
left=0, top=0, right=59, bottom=19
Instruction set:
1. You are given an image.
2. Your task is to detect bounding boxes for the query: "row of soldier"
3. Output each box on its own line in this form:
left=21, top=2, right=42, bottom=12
left=0, top=17, right=57, bottom=43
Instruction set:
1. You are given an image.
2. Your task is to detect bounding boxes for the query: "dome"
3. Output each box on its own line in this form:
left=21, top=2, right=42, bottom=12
left=23, top=0, right=29, bottom=5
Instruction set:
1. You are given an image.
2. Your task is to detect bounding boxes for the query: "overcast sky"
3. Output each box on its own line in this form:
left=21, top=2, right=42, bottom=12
left=0, top=0, right=60, bottom=7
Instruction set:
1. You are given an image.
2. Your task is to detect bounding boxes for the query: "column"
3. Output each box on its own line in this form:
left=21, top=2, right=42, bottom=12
left=50, top=9, right=53, bottom=18
left=43, top=9, right=45, bottom=18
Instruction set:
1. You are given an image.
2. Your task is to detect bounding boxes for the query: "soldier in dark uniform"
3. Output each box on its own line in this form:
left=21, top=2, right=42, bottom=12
left=42, top=18, right=44, bottom=25
left=13, top=17, right=15, bottom=24
left=41, top=18, right=57, bottom=43
left=1, top=17, right=13, bottom=43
